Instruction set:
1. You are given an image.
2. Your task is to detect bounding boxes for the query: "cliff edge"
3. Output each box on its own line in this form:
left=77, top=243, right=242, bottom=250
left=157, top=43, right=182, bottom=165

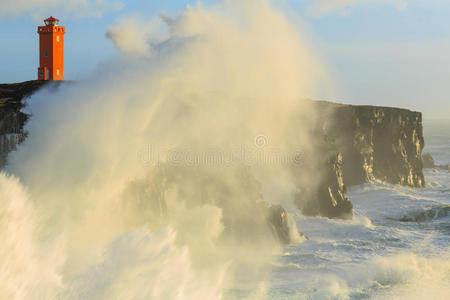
left=294, top=101, right=425, bottom=219
left=317, top=101, right=425, bottom=188
left=0, top=82, right=427, bottom=225
left=0, top=81, right=49, bottom=167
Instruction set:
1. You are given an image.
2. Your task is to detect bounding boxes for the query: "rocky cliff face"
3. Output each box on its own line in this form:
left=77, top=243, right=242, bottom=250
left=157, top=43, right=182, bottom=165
left=318, top=102, right=425, bottom=188
left=294, top=101, right=425, bottom=219
left=296, top=152, right=353, bottom=219
left=0, top=82, right=426, bottom=229
left=0, top=81, right=47, bottom=167
left=0, top=81, right=294, bottom=244
left=114, top=163, right=296, bottom=244
left=292, top=122, right=353, bottom=219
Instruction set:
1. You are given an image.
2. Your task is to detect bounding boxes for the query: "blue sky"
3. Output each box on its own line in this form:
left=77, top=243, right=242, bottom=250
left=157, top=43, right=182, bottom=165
left=0, top=0, right=449, bottom=118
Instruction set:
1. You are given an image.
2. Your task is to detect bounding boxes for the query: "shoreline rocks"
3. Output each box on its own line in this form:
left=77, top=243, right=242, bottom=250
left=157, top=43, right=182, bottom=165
left=422, top=153, right=449, bottom=171
left=422, top=153, right=435, bottom=168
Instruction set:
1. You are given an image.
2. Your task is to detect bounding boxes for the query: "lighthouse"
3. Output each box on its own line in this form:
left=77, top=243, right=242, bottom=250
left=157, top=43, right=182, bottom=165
left=37, top=16, right=65, bottom=80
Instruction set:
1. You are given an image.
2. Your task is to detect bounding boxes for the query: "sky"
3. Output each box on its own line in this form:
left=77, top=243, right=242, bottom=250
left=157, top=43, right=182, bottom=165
left=0, top=0, right=449, bottom=119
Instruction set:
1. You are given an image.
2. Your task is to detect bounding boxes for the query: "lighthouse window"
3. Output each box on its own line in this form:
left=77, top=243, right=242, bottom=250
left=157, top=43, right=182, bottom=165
left=57, top=36, right=60, bottom=42
left=57, top=69, right=60, bottom=76
left=44, top=50, right=48, bottom=57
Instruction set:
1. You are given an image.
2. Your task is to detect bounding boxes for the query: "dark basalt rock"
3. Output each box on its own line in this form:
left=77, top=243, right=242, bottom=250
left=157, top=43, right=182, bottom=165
left=122, top=164, right=295, bottom=244
left=0, top=80, right=65, bottom=167
left=296, top=152, right=353, bottom=219
left=422, top=153, right=435, bottom=168
left=267, top=204, right=291, bottom=244
left=0, top=81, right=48, bottom=167
left=315, top=102, right=425, bottom=188
left=0, top=81, right=47, bottom=111
left=288, top=111, right=354, bottom=219
left=293, top=147, right=353, bottom=219
left=293, top=101, right=426, bottom=219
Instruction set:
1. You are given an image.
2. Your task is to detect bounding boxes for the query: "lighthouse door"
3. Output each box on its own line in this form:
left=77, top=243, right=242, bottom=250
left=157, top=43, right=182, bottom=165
left=46, top=69, right=50, bottom=80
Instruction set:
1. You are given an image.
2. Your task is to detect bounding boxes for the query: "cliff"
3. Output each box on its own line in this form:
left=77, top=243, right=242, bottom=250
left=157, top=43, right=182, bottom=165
left=0, top=81, right=48, bottom=167
left=294, top=101, right=425, bottom=219
left=321, top=102, right=425, bottom=188
left=0, top=81, right=426, bottom=234
left=123, top=164, right=294, bottom=244
left=292, top=121, right=353, bottom=219
left=0, top=80, right=294, bottom=244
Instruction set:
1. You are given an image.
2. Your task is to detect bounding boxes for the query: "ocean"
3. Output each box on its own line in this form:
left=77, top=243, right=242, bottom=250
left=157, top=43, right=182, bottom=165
left=266, top=120, right=450, bottom=299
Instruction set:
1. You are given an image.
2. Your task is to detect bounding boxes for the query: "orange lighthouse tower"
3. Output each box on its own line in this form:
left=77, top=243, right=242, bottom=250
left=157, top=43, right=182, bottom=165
left=37, top=16, right=65, bottom=80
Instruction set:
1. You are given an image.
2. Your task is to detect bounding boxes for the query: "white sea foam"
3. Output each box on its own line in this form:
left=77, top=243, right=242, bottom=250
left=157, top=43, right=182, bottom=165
left=0, top=173, right=63, bottom=299
left=370, top=252, right=450, bottom=300
left=269, top=162, right=450, bottom=299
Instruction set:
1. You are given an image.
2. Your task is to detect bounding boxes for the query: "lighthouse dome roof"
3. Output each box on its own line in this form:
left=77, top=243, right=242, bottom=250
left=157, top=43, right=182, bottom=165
left=44, top=16, right=60, bottom=22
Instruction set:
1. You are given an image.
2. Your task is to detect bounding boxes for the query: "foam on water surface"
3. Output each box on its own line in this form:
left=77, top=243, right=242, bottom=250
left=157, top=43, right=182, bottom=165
left=267, top=123, right=450, bottom=299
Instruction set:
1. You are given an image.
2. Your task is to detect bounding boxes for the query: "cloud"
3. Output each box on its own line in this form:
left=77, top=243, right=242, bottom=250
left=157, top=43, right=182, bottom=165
left=106, top=16, right=168, bottom=56
left=0, top=0, right=123, bottom=19
left=306, top=0, right=408, bottom=17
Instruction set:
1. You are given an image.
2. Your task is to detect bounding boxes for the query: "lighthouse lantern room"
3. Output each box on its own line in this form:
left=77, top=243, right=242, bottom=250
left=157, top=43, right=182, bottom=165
left=38, top=16, right=65, bottom=80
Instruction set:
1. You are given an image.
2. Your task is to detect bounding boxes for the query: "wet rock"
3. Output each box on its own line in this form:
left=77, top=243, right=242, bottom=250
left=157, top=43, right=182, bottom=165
left=422, top=153, right=435, bottom=168
left=294, top=151, right=353, bottom=219
left=122, top=164, right=295, bottom=245
left=0, top=80, right=47, bottom=111
left=292, top=101, right=426, bottom=219
left=0, top=80, right=65, bottom=167
left=267, top=204, right=291, bottom=244
left=289, top=114, right=353, bottom=219
left=315, top=102, right=426, bottom=188
left=0, top=81, right=48, bottom=167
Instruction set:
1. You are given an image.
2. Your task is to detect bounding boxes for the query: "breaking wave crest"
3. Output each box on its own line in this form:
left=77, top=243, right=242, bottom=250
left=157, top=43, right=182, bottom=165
left=394, top=205, right=450, bottom=222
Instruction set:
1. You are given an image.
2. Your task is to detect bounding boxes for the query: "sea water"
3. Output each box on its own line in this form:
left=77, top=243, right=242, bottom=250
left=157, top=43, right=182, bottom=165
left=267, top=120, right=450, bottom=299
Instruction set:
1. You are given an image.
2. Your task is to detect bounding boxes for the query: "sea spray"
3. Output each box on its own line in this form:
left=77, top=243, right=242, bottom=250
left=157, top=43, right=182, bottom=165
left=0, top=173, right=63, bottom=299
left=2, top=1, right=326, bottom=298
